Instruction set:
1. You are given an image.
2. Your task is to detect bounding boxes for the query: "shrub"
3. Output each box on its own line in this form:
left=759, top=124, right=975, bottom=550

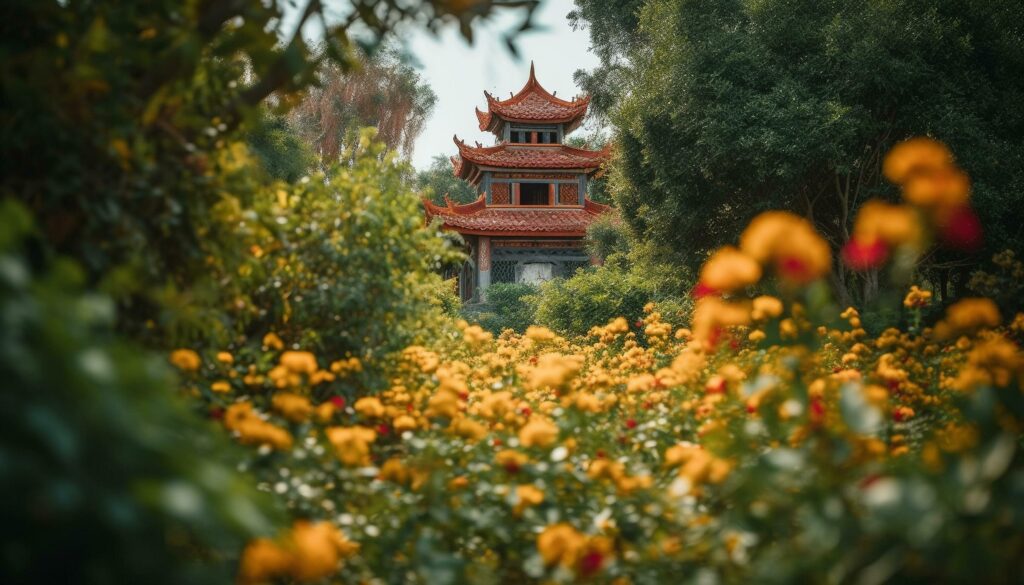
left=0, top=201, right=278, bottom=585
left=533, top=267, right=655, bottom=337
left=474, top=282, right=538, bottom=334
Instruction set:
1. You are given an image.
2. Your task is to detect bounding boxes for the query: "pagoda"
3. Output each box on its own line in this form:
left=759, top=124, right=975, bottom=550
left=425, top=63, right=610, bottom=302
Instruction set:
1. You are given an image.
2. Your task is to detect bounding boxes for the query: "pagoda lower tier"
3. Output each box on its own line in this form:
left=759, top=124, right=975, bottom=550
left=426, top=197, right=609, bottom=301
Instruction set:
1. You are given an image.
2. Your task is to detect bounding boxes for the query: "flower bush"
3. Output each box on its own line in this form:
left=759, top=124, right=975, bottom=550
left=174, top=140, right=1024, bottom=584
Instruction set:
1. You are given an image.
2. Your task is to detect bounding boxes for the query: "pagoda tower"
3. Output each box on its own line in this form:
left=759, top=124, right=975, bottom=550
left=425, top=63, right=610, bottom=302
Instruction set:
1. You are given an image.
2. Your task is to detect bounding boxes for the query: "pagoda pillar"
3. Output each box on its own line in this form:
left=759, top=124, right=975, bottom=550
left=478, top=236, right=491, bottom=300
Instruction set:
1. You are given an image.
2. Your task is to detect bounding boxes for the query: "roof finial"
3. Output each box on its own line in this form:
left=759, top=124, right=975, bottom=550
left=529, top=60, right=536, bottom=82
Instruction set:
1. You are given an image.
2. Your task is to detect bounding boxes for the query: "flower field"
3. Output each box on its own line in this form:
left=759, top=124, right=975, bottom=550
left=173, top=140, right=1024, bottom=584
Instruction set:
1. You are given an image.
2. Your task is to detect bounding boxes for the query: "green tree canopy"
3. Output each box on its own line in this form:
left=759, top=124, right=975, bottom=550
left=416, top=154, right=478, bottom=204
left=575, top=0, right=1024, bottom=305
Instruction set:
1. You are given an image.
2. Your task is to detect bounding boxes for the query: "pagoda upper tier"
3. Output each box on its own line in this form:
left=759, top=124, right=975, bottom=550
left=475, top=62, right=591, bottom=136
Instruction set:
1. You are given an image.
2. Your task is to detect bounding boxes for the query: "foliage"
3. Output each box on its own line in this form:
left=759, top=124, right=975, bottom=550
left=565, top=130, right=612, bottom=204
left=473, top=282, right=539, bottom=334
left=532, top=266, right=683, bottom=338
left=0, top=200, right=279, bottom=585
left=290, top=50, right=437, bottom=168
left=575, top=0, right=1024, bottom=306
left=179, top=137, right=1024, bottom=584
left=245, top=110, right=315, bottom=183
left=584, top=212, right=630, bottom=263
left=184, top=276, right=1024, bottom=584
left=165, top=130, right=467, bottom=393
left=0, top=0, right=536, bottom=341
left=416, top=154, right=479, bottom=204
left=968, top=250, right=1024, bottom=318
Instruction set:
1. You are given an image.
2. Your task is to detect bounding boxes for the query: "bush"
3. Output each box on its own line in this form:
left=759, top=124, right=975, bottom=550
left=0, top=201, right=278, bottom=585
left=533, top=267, right=656, bottom=337
left=473, top=282, right=538, bottom=334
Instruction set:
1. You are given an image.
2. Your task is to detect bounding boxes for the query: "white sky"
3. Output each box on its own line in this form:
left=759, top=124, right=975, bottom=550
left=402, top=0, right=599, bottom=170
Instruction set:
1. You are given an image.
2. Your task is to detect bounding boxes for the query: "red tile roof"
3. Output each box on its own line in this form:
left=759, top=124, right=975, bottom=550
left=452, top=138, right=610, bottom=183
left=477, top=63, right=590, bottom=134
left=424, top=196, right=611, bottom=236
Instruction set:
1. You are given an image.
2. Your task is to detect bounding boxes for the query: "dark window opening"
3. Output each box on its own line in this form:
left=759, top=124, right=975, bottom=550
left=519, top=183, right=549, bottom=205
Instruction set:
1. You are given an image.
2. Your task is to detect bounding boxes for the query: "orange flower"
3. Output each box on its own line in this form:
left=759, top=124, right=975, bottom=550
left=740, top=211, right=831, bottom=284
left=518, top=417, right=559, bottom=448
left=325, top=426, right=377, bottom=466
left=698, top=246, right=762, bottom=294
left=280, top=351, right=318, bottom=375
left=262, top=332, right=285, bottom=350
left=272, top=392, right=313, bottom=423
left=882, top=137, right=952, bottom=184
left=933, top=298, right=1001, bottom=340
left=169, top=349, right=201, bottom=372
left=691, top=297, right=752, bottom=347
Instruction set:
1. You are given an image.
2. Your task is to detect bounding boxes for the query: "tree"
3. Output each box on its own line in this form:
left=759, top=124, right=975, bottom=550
left=575, top=0, right=1024, bottom=306
left=246, top=109, right=315, bottom=183
left=290, top=50, right=437, bottom=169
left=416, top=154, right=478, bottom=204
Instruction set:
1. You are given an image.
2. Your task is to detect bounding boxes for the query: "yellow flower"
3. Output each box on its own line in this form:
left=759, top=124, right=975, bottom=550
left=450, top=416, right=488, bottom=441
left=903, top=285, right=932, bottom=308
left=518, top=417, right=559, bottom=449
left=691, top=297, right=751, bottom=346
left=169, top=349, right=201, bottom=372
left=933, top=298, right=1001, bottom=340
left=325, top=426, right=377, bottom=466
left=211, top=380, right=231, bottom=393
left=238, top=538, right=292, bottom=585
left=272, top=392, right=313, bottom=423
left=524, top=325, right=558, bottom=343
left=393, top=414, right=418, bottom=432
left=698, top=246, right=762, bottom=293
left=514, top=484, right=545, bottom=515
left=354, top=396, right=386, bottom=418
left=216, top=351, right=234, bottom=365
left=463, top=324, right=493, bottom=346
left=288, top=521, right=359, bottom=583
left=262, top=332, right=285, bottom=350
left=751, top=295, right=783, bottom=321
left=495, top=449, right=529, bottom=472
left=280, top=351, right=318, bottom=375
left=523, top=353, right=584, bottom=391
left=537, top=524, right=586, bottom=568
left=223, top=402, right=293, bottom=450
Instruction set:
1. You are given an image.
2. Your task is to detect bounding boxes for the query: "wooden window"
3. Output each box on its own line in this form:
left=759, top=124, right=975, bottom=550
left=519, top=182, right=550, bottom=205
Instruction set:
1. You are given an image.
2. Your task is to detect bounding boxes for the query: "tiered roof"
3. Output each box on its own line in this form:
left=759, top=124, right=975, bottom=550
left=451, top=138, right=610, bottom=184
left=424, top=196, right=610, bottom=237
left=475, top=63, right=590, bottom=135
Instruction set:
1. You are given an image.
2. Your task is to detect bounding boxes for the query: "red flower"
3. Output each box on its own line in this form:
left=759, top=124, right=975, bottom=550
left=625, top=418, right=637, bottom=429
left=692, top=281, right=719, bottom=299
left=595, top=449, right=606, bottom=459
left=634, top=320, right=645, bottom=329
left=376, top=424, right=390, bottom=436
left=329, top=396, right=346, bottom=409
left=777, top=256, right=812, bottom=281
left=521, top=407, right=532, bottom=417
left=810, top=396, right=825, bottom=426
left=940, top=205, right=982, bottom=251
left=841, top=238, right=889, bottom=270
left=579, top=551, right=606, bottom=577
